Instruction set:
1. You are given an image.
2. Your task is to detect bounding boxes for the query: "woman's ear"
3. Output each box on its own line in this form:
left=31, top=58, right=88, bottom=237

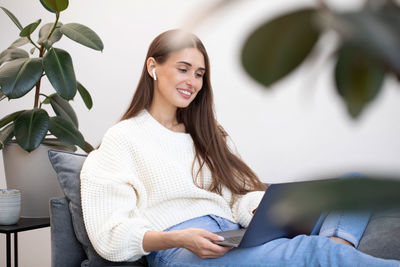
left=146, top=57, right=157, bottom=80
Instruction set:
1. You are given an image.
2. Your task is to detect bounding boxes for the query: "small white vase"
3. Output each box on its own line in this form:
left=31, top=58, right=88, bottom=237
left=0, top=189, right=21, bottom=225
left=2, top=142, right=71, bottom=217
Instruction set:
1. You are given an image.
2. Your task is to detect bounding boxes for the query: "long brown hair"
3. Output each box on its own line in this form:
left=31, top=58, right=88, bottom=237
left=121, top=29, right=266, bottom=196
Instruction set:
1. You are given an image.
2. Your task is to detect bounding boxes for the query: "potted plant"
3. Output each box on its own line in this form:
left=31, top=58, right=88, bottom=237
left=0, top=0, right=103, bottom=217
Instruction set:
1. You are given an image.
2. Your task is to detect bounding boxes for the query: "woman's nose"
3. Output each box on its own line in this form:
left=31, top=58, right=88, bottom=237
left=185, top=73, right=196, bottom=87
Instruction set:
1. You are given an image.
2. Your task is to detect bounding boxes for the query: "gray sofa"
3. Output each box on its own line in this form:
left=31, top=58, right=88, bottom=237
left=48, top=149, right=400, bottom=267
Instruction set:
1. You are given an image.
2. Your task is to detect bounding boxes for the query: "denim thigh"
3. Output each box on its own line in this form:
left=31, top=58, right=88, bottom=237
left=146, top=215, right=399, bottom=267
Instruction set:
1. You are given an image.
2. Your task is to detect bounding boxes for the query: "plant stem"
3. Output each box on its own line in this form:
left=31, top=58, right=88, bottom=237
left=47, top=12, right=60, bottom=41
left=27, top=36, right=40, bottom=50
left=34, top=44, right=46, bottom=108
left=38, top=93, right=49, bottom=109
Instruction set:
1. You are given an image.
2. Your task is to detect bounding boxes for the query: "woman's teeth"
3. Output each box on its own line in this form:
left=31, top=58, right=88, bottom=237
left=177, top=89, right=192, bottom=96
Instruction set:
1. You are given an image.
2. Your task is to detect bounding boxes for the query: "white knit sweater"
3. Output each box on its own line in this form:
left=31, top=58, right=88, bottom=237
left=80, top=109, right=264, bottom=262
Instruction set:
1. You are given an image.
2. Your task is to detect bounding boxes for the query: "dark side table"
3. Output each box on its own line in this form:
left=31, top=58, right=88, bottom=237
left=0, top=217, right=50, bottom=267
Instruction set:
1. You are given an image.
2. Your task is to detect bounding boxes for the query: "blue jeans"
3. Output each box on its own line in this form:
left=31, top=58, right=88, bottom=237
left=147, top=213, right=400, bottom=267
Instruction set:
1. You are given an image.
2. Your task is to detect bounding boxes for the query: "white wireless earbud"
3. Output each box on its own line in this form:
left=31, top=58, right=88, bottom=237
left=152, top=68, right=157, bottom=81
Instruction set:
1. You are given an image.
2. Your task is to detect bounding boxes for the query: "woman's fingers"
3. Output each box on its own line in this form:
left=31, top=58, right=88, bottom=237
left=199, top=231, right=232, bottom=258
left=198, top=243, right=231, bottom=258
left=181, top=228, right=232, bottom=258
left=200, top=229, right=225, bottom=242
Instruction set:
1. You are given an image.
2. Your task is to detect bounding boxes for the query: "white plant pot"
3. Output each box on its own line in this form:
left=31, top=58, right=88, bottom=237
left=2, top=142, right=71, bottom=217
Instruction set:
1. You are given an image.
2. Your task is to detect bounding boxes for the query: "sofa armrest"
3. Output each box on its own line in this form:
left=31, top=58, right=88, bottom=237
left=50, top=197, right=87, bottom=267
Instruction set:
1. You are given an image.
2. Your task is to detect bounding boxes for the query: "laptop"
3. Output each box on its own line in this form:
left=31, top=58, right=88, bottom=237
left=213, top=181, right=324, bottom=248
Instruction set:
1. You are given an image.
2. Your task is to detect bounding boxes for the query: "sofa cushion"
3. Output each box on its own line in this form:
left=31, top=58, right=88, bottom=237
left=50, top=197, right=87, bottom=267
left=358, top=209, right=400, bottom=260
left=48, top=149, right=148, bottom=267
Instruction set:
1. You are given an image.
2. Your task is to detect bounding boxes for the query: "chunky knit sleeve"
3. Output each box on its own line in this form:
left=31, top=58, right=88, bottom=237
left=230, top=191, right=264, bottom=227
left=81, top=125, right=153, bottom=262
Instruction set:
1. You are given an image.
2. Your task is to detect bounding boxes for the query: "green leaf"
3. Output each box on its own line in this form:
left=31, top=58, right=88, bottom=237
left=49, top=93, right=78, bottom=128
left=20, top=19, right=42, bottom=37
left=42, top=0, right=69, bottom=12
left=272, top=178, right=400, bottom=224
left=43, top=47, right=77, bottom=100
left=0, top=110, right=25, bottom=129
left=42, top=96, right=51, bottom=104
left=48, top=116, right=92, bottom=153
left=0, top=124, right=15, bottom=150
left=0, top=58, right=43, bottom=99
left=38, top=22, right=63, bottom=46
left=14, top=108, right=49, bottom=152
left=241, top=9, right=320, bottom=87
left=335, top=43, right=385, bottom=118
left=0, top=47, right=29, bottom=66
left=9, top=37, right=30, bottom=48
left=0, top=6, right=23, bottom=30
left=40, top=0, right=57, bottom=13
left=42, top=138, right=77, bottom=151
left=77, top=81, right=93, bottom=109
left=330, top=10, right=400, bottom=76
left=61, top=23, right=104, bottom=51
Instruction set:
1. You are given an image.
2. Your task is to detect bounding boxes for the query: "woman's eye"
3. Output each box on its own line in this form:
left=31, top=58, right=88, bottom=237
left=178, top=68, right=187, bottom=73
left=195, top=73, right=204, bottom=78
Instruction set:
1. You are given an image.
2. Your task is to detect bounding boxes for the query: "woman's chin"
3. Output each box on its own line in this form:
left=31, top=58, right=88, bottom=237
left=174, top=100, right=193, bottom=108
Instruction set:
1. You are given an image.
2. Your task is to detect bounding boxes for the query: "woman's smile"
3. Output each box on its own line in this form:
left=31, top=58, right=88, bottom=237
left=176, top=88, right=193, bottom=99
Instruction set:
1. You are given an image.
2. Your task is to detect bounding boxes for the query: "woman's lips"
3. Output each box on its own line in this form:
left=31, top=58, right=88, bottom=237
left=177, top=88, right=193, bottom=99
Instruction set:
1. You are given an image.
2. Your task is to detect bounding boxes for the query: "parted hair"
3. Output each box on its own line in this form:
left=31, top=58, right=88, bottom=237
left=120, top=29, right=266, bottom=196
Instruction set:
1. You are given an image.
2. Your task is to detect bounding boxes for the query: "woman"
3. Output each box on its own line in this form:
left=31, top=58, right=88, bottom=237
left=80, top=29, right=399, bottom=266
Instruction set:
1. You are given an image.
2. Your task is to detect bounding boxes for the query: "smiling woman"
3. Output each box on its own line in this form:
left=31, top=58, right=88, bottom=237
left=79, top=29, right=400, bottom=267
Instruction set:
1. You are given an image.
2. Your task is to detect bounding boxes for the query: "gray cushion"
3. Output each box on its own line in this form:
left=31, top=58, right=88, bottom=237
left=48, top=149, right=148, bottom=267
left=358, top=209, right=400, bottom=260
left=50, top=197, right=87, bottom=267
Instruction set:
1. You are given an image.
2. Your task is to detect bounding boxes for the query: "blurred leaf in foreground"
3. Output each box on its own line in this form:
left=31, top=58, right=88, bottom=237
left=271, top=177, right=400, bottom=225
left=242, top=9, right=320, bottom=87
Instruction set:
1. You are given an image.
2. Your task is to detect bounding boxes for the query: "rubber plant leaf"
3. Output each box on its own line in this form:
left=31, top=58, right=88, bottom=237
left=49, top=93, right=79, bottom=128
left=38, top=22, right=63, bottom=46
left=61, top=23, right=104, bottom=51
left=9, top=37, right=30, bottom=48
left=335, top=43, right=385, bottom=118
left=0, top=6, right=23, bottom=30
left=42, top=138, right=77, bottom=151
left=48, top=116, right=93, bottom=153
left=272, top=177, right=400, bottom=223
left=0, top=47, right=29, bottom=66
left=41, top=0, right=69, bottom=13
left=0, top=58, right=43, bottom=99
left=330, top=9, right=400, bottom=76
left=77, top=81, right=93, bottom=109
left=20, top=19, right=42, bottom=37
left=0, top=110, right=25, bottom=129
left=43, top=47, right=77, bottom=100
left=0, top=124, right=15, bottom=150
left=14, top=108, right=50, bottom=152
left=241, top=8, right=320, bottom=87
left=40, top=0, right=56, bottom=13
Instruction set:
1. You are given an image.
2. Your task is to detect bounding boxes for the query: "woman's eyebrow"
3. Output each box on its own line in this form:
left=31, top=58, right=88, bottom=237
left=177, top=61, right=206, bottom=71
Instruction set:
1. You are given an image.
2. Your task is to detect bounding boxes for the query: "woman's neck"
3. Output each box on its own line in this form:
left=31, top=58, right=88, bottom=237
left=148, top=104, right=181, bottom=131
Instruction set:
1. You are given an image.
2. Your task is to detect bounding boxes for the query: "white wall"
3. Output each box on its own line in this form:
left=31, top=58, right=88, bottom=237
left=1, top=0, right=400, bottom=266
